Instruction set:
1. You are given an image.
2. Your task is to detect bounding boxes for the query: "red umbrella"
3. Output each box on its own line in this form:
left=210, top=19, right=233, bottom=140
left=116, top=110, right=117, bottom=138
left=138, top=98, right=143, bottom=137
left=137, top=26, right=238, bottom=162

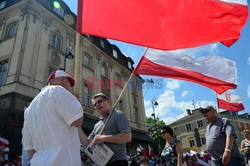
left=0, top=137, right=9, bottom=146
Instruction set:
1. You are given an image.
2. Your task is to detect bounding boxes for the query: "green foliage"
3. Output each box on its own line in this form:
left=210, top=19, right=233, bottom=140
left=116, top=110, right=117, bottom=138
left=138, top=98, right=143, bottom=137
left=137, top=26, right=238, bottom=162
left=146, top=117, right=166, bottom=155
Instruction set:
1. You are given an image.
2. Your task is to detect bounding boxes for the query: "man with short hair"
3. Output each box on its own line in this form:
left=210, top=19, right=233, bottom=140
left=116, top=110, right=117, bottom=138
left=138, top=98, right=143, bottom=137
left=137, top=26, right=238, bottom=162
left=22, top=70, right=83, bottom=166
left=200, top=106, right=242, bottom=166
left=78, top=93, right=132, bottom=166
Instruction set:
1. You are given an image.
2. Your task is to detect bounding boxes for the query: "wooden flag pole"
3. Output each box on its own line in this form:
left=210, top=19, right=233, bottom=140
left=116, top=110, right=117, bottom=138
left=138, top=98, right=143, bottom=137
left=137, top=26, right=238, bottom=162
left=215, top=93, right=220, bottom=114
left=99, top=72, right=134, bottom=134
left=99, top=47, right=148, bottom=134
left=74, top=32, right=80, bottom=96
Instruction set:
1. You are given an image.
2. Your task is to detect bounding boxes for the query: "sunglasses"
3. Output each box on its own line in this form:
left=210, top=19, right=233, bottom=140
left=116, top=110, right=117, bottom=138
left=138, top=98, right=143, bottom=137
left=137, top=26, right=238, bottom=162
left=201, top=109, right=211, bottom=114
left=92, top=99, right=105, bottom=107
left=161, top=131, right=166, bottom=135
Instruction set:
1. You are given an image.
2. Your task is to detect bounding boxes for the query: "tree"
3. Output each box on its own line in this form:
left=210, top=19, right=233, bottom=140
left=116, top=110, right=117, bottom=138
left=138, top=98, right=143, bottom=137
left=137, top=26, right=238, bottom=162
left=146, top=117, right=166, bottom=155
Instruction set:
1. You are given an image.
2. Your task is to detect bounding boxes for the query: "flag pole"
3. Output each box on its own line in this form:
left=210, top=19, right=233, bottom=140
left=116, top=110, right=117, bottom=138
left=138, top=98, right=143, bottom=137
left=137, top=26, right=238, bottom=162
left=215, top=93, right=220, bottom=114
left=99, top=72, right=134, bottom=134
left=74, top=32, right=80, bottom=96
left=99, top=47, right=148, bottom=134
left=74, top=0, right=83, bottom=96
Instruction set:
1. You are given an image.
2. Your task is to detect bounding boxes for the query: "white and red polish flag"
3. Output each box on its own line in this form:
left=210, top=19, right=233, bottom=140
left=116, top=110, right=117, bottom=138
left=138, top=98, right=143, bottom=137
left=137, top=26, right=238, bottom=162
left=77, top=0, right=248, bottom=50
left=0, top=137, right=9, bottom=146
left=217, top=93, right=245, bottom=112
left=133, top=48, right=237, bottom=94
left=138, top=144, right=148, bottom=157
left=148, top=144, right=153, bottom=159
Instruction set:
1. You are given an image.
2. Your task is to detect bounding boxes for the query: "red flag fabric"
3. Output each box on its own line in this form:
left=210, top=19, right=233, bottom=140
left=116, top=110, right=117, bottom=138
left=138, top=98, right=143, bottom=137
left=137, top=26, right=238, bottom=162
left=77, top=0, right=248, bottom=50
left=138, top=144, right=148, bottom=157
left=217, top=93, right=245, bottom=112
left=133, top=48, right=237, bottom=94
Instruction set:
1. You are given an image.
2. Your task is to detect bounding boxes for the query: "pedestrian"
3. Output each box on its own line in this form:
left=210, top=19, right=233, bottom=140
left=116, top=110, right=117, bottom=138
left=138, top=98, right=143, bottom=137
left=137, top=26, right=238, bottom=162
left=160, top=125, right=183, bottom=166
left=78, top=93, right=132, bottom=166
left=22, top=70, right=83, bottom=165
left=241, top=130, right=250, bottom=166
left=200, top=106, right=243, bottom=166
left=0, top=137, right=9, bottom=166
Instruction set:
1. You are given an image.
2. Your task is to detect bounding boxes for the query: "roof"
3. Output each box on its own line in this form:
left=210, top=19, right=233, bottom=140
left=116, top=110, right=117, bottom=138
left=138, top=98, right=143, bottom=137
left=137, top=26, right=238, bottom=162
left=169, top=108, right=250, bottom=127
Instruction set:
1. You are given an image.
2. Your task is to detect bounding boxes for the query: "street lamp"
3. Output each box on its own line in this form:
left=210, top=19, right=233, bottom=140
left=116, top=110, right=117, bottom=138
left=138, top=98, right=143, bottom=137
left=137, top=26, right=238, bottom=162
left=151, top=97, right=158, bottom=128
left=64, top=45, right=74, bottom=70
left=151, top=97, right=160, bottom=152
left=151, top=97, right=159, bottom=135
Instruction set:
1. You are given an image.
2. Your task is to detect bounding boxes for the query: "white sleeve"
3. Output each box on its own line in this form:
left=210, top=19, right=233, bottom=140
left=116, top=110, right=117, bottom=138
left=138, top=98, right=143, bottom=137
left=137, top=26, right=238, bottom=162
left=54, top=88, right=83, bottom=126
left=22, top=110, right=34, bottom=150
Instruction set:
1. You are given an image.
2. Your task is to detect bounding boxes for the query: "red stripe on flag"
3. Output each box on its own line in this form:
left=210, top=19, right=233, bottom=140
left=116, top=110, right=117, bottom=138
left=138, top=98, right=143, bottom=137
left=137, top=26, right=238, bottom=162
left=134, top=56, right=236, bottom=94
left=217, top=98, right=245, bottom=112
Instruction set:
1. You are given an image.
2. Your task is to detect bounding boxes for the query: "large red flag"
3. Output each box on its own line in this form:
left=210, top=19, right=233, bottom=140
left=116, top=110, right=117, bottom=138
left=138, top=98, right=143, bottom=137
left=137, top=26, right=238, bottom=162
left=217, top=93, right=245, bottom=112
left=77, top=0, right=248, bottom=50
left=133, top=48, right=237, bottom=94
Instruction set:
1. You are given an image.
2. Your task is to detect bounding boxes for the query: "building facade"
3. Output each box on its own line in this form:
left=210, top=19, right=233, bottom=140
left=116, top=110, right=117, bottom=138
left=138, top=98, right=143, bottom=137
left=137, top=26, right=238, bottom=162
left=169, top=109, right=250, bottom=153
left=0, top=0, right=152, bottom=159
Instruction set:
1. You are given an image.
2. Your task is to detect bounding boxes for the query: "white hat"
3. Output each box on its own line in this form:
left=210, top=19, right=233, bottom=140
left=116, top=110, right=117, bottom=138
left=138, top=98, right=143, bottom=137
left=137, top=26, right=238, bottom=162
left=48, top=70, right=75, bottom=87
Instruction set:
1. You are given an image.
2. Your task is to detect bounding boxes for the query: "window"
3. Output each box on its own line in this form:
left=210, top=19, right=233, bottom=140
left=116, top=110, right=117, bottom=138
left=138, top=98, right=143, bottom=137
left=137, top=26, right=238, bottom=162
left=113, top=49, right=118, bottom=59
left=6, top=22, right=17, bottom=38
left=100, top=39, right=105, bottom=48
left=0, top=60, right=8, bottom=86
left=119, top=100, right=123, bottom=111
left=201, top=137, right=206, bottom=145
left=83, top=53, right=92, bottom=68
left=197, top=120, right=203, bottom=127
left=83, top=82, right=91, bottom=107
left=53, top=5, right=64, bottom=17
left=52, top=33, right=62, bottom=50
left=189, top=140, right=195, bottom=147
left=101, top=65, right=108, bottom=78
left=134, top=107, right=139, bottom=124
left=115, top=74, right=122, bottom=88
left=186, top=123, right=191, bottom=131
left=128, top=62, right=132, bottom=69
left=174, top=127, right=178, bottom=133
left=0, top=1, right=6, bottom=9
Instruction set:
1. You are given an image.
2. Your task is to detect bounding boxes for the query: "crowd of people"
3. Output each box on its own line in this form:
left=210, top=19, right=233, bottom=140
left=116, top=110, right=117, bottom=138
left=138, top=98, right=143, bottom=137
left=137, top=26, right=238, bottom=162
left=1, top=70, right=250, bottom=166
left=21, top=70, right=131, bottom=166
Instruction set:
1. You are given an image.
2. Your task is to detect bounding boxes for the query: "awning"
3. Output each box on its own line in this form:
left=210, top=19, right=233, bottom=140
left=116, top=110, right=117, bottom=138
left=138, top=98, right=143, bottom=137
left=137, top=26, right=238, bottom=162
left=83, top=116, right=98, bottom=130
left=131, top=130, right=154, bottom=143
left=82, top=116, right=154, bottom=143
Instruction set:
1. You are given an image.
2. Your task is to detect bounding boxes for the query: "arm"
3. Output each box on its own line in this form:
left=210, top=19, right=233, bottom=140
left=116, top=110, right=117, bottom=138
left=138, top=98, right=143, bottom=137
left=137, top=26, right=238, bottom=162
left=92, top=131, right=132, bottom=145
left=77, top=127, right=90, bottom=147
left=70, top=117, right=83, bottom=127
left=27, top=149, right=36, bottom=159
left=176, top=142, right=183, bottom=166
left=240, top=140, right=249, bottom=152
left=222, top=134, right=234, bottom=165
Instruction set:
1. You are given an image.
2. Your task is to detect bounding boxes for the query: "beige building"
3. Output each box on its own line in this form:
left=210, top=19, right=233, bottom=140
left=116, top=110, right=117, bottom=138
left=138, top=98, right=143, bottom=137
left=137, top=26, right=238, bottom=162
left=0, top=0, right=152, bottom=159
left=169, top=108, right=250, bottom=153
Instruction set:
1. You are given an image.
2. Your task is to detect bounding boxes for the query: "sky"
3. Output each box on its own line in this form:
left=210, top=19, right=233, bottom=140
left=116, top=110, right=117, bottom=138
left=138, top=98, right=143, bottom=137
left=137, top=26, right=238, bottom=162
left=63, top=0, right=250, bottom=124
